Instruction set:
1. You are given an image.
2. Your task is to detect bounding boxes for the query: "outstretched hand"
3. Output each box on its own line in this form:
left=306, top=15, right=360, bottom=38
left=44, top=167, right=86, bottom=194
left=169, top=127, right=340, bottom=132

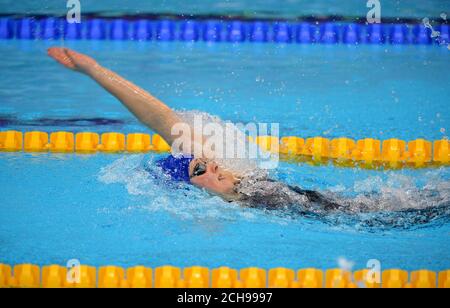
left=47, top=47, right=98, bottom=74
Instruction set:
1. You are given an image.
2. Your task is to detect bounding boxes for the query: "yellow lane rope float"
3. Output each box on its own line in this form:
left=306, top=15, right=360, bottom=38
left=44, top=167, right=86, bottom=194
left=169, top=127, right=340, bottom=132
left=0, top=130, right=448, bottom=169
left=0, top=263, right=449, bottom=288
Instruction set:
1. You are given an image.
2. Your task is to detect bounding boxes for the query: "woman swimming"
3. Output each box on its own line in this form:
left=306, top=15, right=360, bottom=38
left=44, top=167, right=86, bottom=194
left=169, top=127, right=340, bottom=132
left=47, top=47, right=244, bottom=200
left=47, top=47, right=449, bottom=223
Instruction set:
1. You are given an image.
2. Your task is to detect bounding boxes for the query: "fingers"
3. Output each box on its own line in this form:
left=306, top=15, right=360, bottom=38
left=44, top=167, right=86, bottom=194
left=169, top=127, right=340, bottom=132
left=47, top=47, right=76, bottom=69
left=65, top=48, right=91, bottom=64
left=47, top=47, right=61, bottom=58
left=64, top=48, right=79, bottom=57
left=47, top=47, right=71, bottom=58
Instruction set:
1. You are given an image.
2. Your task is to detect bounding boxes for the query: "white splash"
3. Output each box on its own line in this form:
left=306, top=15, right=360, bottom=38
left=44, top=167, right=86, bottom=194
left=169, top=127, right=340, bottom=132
left=422, top=17, right=448, bottom=47
left=176, top=110, right=262, bottom=176
left=348, top=171, right=450, bottom=212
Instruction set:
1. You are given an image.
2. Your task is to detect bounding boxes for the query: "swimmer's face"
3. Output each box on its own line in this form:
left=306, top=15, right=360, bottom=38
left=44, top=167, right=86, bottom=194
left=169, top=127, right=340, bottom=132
left=189, top=158, right=240, bottom=200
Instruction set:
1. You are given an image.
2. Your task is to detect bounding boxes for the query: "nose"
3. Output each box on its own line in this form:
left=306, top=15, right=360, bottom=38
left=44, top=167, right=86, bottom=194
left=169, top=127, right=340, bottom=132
left=208, top=161, right=218, bottom=174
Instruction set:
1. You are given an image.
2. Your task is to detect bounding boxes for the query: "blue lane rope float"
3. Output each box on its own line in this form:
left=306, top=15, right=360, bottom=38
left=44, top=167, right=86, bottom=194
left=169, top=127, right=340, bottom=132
left=0, top=16, right=448, bottom=46
left=180, top=20, right=199, bottom=41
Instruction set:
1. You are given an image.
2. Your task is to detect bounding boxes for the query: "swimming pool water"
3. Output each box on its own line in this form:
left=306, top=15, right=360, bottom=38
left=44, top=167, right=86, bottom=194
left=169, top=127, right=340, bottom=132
left=0, top=40, right=448, bottom=139
left=0, top=39, right=449, bottom=271
left=0, top=153, right=449, bottom=270
left=1, top=0, right=449, bottom=20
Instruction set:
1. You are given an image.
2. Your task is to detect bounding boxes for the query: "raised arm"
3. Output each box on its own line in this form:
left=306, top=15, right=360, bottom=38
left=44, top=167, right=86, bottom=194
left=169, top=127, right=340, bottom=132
left=47, top=47, right=182, bottom=146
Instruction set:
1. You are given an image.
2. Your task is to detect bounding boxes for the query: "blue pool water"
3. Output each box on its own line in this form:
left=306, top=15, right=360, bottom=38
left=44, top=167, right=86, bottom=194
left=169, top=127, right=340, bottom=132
left=1, top=0, right=449, bottom=19
left=0, top=39, right=449, bottom=271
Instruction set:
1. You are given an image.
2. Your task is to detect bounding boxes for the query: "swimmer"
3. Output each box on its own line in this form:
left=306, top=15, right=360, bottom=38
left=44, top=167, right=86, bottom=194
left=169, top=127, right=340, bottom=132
left=47, top=47, right=244, bottom=200
left=47, top=47, right=449, bottom=221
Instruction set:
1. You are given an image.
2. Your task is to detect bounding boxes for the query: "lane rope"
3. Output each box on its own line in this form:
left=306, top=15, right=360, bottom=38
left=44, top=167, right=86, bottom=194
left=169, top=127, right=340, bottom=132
left=0, top=17, right=448, bottom=45
left=1, top=130, right=448, bottom=168
left=0, top=263, right=448, bottom=288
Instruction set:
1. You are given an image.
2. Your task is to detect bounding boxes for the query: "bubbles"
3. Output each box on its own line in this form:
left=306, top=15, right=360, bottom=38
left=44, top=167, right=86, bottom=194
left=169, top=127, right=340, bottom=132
left=354, top=176, right=384, bottom=193
left=337, top=257, right=355, bottom=272
left=255, top=76, right=265, bottom=83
